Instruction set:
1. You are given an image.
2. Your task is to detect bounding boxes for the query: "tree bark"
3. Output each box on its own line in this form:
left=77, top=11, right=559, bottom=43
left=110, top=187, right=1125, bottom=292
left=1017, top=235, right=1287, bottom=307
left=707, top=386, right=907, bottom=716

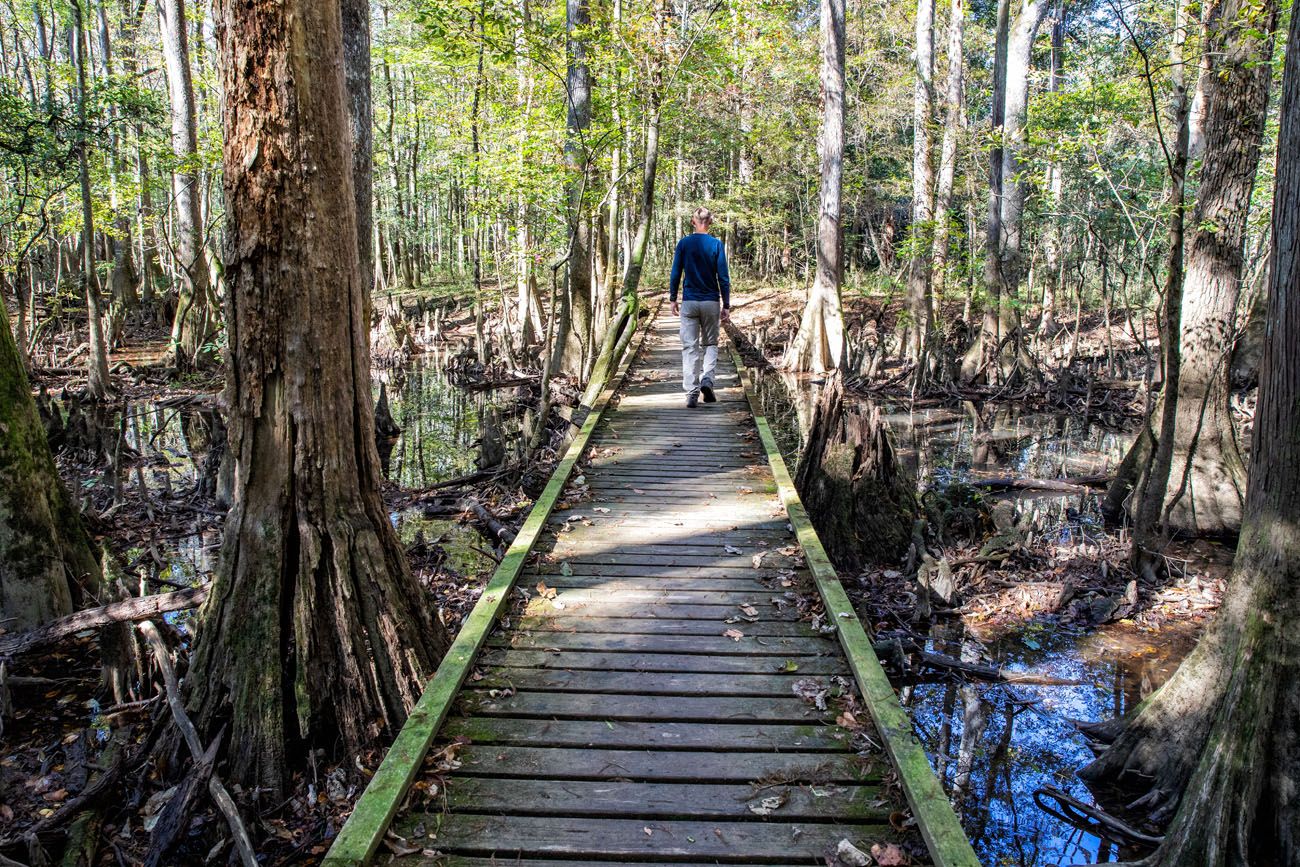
left=784, top=0, right=846, bottom=373
left=1082, top=6, right=1300, bottom=860
left=342, top=0, right=374, bottom=299
left=0, top=303, right=99, bottom=631
left=158, top=0, right=216, bottom=371
left=186, top=0, right=449, bottom=798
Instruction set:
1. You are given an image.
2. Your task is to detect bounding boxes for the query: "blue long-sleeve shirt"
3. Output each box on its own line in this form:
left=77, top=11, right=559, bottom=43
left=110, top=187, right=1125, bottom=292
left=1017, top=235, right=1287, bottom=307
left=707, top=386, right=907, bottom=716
left=669, top=233, right=731, bottom=308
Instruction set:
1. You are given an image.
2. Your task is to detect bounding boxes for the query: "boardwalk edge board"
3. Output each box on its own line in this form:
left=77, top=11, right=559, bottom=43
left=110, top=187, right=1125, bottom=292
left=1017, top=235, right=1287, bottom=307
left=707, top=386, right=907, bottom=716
left=728, top=344, right=982, bottom=867
left=323, top=304, right=654, bottom=867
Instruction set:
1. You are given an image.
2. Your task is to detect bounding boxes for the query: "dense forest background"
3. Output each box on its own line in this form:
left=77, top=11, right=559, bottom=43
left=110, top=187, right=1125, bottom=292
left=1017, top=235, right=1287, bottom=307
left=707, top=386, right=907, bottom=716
left=3, top=0, right=1279, bottom=385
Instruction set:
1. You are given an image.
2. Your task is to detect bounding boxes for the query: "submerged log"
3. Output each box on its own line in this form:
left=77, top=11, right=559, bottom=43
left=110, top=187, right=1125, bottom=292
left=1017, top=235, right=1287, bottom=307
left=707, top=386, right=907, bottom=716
left=793, top=372, right=917, bottom=569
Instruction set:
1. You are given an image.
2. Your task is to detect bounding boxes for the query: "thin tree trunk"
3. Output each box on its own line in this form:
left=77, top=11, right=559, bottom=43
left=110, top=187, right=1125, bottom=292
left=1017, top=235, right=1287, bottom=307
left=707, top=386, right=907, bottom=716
left=960, top=0, right=1009, bottom=382
left=1038, top=0, right=1064, bottom=337
left=556, top=0, right=592, bottom=378
left=930, top=0, right=964, bottom=314
left=905, top=0, right=936, bottom=378
left=621, top=12, right=665, bottom=304
left=784, top=0, right=846, bottom=373
left=71, top=1, right=111, bottom=399
left=158, top=0, right=215, bottom=371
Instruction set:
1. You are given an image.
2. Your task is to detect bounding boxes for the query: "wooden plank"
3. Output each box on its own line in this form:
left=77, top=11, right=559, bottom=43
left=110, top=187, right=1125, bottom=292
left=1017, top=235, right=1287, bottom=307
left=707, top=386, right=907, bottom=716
left=441, top=717, right=852, bottom=751
left=458, top=691, right=830, bottom=723
left=540, top=543, right=796, bottom=561
left=478, top=649, right=849, bottom=675
left=545, top=527, right=792, bottom=541
left=436, top=778, right=887, bottom=820
left=451, top=745, right=876, bottom=782
left=519, top=602, right=800, bottom=622
left=560, top=494, right=780, bottom=507
left=548, top=515, right=791, bottom=530
left=388, top=814, right=891, bottom=859
left=320, top=309, right=655, bottom=867
left=730, top=346, right=980, bottom=867
left=521, top=587, right=787, bottom=605
left=587, top=469, right=764, bottom=481
left=530, top=564, right=801, bottom=579
left=515, top=617, right=810, bottom=635
left=534, top=554, right=799, bottom=569
left=526, top=577, right=799, bottom=593
left=486, top=631, right=840, bottom=656
left=474, top=668, right=832, bottom=696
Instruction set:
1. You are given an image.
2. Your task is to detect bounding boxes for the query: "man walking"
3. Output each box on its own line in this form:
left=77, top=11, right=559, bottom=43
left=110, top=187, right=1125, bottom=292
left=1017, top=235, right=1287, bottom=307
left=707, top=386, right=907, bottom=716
left=669, top=206, right=732, bottom=408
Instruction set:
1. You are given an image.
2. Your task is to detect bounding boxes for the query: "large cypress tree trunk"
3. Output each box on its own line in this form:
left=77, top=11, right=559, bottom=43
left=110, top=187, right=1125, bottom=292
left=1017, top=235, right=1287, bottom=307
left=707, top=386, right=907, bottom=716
left=1106, top=0, right=1278, bottom=540
left=1155, top=0, right=1277, bottom=535
left=0, top=304, right=99, bottom=631
left=1082, top=8, right=1300, bottom=859
left=185, top=0, right=448, bottom=797
left=158, top=0, right=216, bottom=371
left=784, top=0, right=846, bottom=373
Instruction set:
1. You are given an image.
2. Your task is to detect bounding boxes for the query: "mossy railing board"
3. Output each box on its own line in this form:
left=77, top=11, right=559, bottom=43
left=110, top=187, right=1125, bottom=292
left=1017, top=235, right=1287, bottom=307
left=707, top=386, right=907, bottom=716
left=729, top=346, right=982, bottom=867
left=323, top=310, right=652, bottom=866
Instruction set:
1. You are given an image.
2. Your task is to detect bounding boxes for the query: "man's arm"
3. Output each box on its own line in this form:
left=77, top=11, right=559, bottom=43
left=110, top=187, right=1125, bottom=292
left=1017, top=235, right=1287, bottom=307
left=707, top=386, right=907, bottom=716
left=669, top=239, right=684, bottom=303
left=716, top=240, right=732, bottom=312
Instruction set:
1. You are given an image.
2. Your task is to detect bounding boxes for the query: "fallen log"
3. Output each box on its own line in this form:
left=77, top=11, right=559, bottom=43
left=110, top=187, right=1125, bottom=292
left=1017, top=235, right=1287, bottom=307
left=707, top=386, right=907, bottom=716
left=465, top=499, right=516, bottom=546
left=968, top=475, right=1112, bottom=495
left=0, top=586, right=209, bottom=658
left=871, top=639, right=1082, bottom=686
left=460, top=375, right=538, bottom=393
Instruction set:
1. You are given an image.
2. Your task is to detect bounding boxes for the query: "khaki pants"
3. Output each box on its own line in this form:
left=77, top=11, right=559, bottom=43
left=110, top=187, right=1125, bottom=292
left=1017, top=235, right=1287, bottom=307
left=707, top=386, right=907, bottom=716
left=679, top=300, right=720, bottom=393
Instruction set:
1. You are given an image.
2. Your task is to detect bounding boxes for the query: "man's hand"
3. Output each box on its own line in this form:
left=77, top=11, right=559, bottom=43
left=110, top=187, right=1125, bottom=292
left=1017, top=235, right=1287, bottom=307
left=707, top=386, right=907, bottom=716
left=721, top=307, right=731, bottom=323
left=671, top=301, right=681, bottom=316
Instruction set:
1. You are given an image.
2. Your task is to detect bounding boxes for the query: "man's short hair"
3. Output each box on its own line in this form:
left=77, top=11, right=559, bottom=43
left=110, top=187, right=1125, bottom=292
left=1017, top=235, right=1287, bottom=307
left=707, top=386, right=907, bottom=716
left=692, top=206, right=714, bottom=225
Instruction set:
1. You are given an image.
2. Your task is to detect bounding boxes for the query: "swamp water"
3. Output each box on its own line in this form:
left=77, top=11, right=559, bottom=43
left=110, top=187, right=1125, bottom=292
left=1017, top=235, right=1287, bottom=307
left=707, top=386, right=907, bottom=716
left=749, top=369, right=1195, bottom=866
left=73, top=354, right=504, bottom=611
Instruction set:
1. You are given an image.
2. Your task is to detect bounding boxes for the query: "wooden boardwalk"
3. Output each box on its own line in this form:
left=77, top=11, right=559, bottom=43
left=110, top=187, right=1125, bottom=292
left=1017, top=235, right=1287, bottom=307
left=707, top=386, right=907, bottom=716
left=326, top=311, right=978, bottom=866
